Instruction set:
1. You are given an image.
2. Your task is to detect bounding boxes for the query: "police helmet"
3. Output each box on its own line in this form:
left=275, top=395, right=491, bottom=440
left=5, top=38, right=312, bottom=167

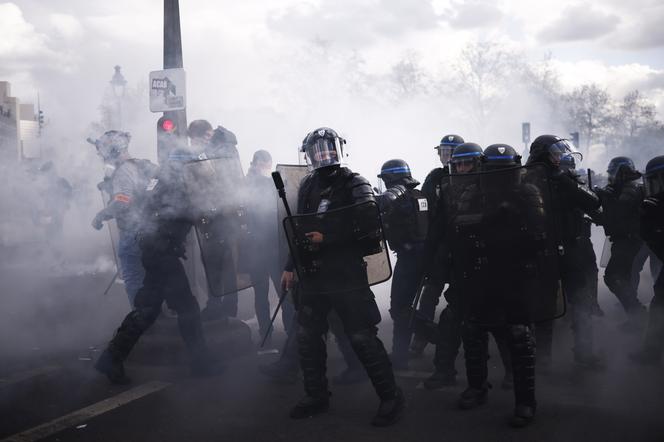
left=96, top=130, right=130, bottom=161
left=210, top=125, right=238, bottom=148
left=644, top=155, right=664, bottom=197
left=450, top=142, right=483, bottom=173
left=435, top=134, right=464, bottom=165
left=527, top=134, right=582, bottom=168
left=607, top=156, right=640, bottom=183
left=483, top=144, right=521, bottom=170
left=378, top=159, right=418, bottom=186
left=301, top=127, right=346, bottom=170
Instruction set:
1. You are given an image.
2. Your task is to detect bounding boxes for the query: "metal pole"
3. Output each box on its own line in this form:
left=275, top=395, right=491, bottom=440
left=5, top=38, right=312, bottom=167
left=162, top=0, right=187, bottom=162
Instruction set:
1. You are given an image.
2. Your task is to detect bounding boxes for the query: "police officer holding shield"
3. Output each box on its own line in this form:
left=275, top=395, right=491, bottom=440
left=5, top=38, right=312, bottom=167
left=596, top=156, right=648, bottom=330
left=527, top=135, right=604, bottom=370
left=94, top=120, right=224, bottom=384
left=630, top=156, right=664, bottom=365
left=410, top=134, right=465, bottom=357
left=280, top=127, right=404, bottom=426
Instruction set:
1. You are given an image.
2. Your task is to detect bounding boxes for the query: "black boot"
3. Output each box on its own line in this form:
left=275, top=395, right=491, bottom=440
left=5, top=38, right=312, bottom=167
left=458, top=385, right=489, bottom=410
left=290, top=394, right=330, bottom=419
left=431, top=304, right=462, bottom=385
left=371, top=387, right=405, bottom=427
left=347, top=329, right=399, bottom=403
left=510, top=404, right=535, bottom=428
left=94, top=349, right=131, bottom=385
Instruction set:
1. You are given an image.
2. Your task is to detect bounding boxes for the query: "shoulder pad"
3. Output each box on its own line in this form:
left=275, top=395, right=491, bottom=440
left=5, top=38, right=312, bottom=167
left=384, top=184, right=407, bottom=202
left=345, top=173, right=374, bottom=203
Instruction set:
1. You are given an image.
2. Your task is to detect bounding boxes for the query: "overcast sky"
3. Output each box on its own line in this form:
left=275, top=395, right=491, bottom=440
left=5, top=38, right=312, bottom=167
left=1, top=0, right=663, bottom=176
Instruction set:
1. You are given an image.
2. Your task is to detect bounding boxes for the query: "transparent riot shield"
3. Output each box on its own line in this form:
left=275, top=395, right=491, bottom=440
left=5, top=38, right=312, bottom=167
left=283, top=200, right=392, bottom=295
left=275, top=164, right=310, bottom=268
left=600, top=237, right=612, bottom=268
left=445, top=164, right=564, bottom=325
left=183, top=158, right=252, bottom=297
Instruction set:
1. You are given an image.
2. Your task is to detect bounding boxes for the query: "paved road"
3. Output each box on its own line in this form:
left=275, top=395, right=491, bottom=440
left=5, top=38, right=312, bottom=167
left=1, top=267, right=663, bottom=442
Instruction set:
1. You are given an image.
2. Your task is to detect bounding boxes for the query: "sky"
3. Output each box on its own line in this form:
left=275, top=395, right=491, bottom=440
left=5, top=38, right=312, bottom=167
left=1, top=0, right=663, bottom=179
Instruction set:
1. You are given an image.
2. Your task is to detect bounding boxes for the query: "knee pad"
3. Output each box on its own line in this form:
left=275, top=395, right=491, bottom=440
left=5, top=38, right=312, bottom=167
left=348, top=328, right=377, bottom=351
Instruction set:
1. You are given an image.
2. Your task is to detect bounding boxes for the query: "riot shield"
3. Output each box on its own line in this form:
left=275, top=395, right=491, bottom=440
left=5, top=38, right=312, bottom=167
left=600, top=237, right=611, bottom=268
left=283, top=200, right=392, bottom=295
left=275, top=164, right=310, bottom=268
left=445, top=164, right=564, bottom=326
left=183, top=158, right=252, bottom=297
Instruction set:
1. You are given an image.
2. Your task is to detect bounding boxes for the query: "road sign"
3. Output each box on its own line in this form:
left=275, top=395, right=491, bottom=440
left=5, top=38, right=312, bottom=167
left=522, top=122, right=531, bottom=145
left=149, top=68, right=186, bottom=112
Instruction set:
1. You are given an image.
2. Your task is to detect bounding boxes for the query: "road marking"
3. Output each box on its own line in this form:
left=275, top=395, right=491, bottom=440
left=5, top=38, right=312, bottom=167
left=1, top=380, right=171, bottom=442
left=0, top=366, right=61, bottom=390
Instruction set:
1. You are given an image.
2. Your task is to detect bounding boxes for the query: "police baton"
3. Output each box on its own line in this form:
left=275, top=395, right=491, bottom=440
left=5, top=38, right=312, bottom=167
left=408, top=277, right=427, bottom=329
left=102, top=270, right=120, bottom=296
left=259, top=171, right=298, bottom=348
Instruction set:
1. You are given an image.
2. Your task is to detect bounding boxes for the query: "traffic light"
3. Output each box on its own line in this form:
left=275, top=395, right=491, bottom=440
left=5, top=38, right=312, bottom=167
left=38, top=110, right=44, bottom=128
left=157, top=115, right=177, bottom=164
left=570, top=132, right=580, bottom=149
left=158, top=116, right=176, bottom=134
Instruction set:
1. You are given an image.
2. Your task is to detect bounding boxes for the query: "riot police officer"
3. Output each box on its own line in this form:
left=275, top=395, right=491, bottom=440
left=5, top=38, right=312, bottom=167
left=596, top=157, right=647, bottom=330
left=281, top=127, right=403, bottom=426
left=94, top=123, right=223, bottom=384
left=410, top=135, right=465, bottom=356
left=630, top=156, right=664, bottom=364
left=456, top=144, right=544, bottom=427
left=376, top=159, right=428, bottom=370
left=527, top=135, right=604, bottom=369
left=422, top=142, right=484, bottom=389
left=91, top=130, right=157, bottom=307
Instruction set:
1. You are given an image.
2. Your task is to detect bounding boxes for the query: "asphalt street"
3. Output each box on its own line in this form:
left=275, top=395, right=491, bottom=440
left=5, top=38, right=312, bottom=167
left=1, top=262, right=663, bottom=442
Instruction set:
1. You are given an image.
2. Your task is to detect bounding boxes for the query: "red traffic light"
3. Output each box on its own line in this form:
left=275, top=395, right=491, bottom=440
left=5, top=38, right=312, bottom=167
left=161, top=118, right=175, bottom=132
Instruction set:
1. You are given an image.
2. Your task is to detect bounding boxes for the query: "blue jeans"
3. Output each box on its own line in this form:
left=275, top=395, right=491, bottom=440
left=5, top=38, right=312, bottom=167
left=118, top=230, right=145, bottom=307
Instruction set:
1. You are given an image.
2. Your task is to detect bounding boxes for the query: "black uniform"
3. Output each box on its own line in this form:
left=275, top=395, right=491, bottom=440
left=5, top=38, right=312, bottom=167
left=288, top=166, right=398, bottom=400
left=639, top=196, right=664, bottom=359
left=453, top=145, right=547, bottom=427
left=416, top=166, right=452, bottom=331
left=597, top=179, right=647, bottom=317
left=95, top=151, right=215, bottom=383
left=377, top=176, right=428, bottom=368
left=528, top=136, right=603, bottom=367
left=631, top=156, right=664, bottom=364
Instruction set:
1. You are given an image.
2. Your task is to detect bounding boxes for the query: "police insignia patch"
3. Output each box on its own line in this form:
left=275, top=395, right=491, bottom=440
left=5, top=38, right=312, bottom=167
left=318, top=129, right=326, bottom=137
left=498, top=147, right=506, bottom=154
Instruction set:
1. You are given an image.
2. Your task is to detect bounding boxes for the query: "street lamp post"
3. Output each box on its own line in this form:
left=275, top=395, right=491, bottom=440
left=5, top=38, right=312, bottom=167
left=110, top=65, right=127, bottom=129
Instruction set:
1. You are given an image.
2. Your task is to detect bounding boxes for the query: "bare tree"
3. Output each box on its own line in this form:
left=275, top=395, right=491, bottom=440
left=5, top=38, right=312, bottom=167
left=523, top=52, right=565, bottom=118
left=562, top=84, right=614, bottom=155
left=451, top=41, right=522, bottom=137
left=388, top=51, right=429, bottom=101
left=618, top=90, right=657, bottom=138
